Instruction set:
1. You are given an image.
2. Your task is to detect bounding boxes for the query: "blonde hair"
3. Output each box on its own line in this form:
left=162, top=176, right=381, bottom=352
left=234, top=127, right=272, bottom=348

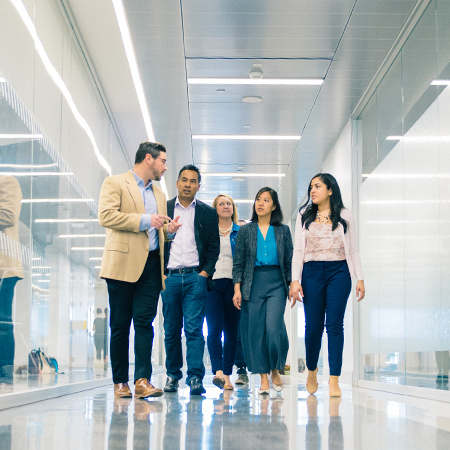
left=212, top=194, right=238, bottom=224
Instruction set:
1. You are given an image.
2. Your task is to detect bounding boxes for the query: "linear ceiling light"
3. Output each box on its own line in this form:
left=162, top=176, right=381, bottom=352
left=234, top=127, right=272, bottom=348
left=192, top=135, right=300, bottom=140
left=386, top=135, right=450, bottom=142
left=111, top=0, right=169, bottom=198
left=89, top=257, right=103, bottom=261
left=10, top=0, right=111, bottom=175
left=32, top=266, right=51, bottom=269
left=0, top=172, right=73, bottom=176
left=202, top=173, right=285, bottom=177
left=188, top=78, right=323, bottom=86
left=22, top=198, right=94, bottom=203
left=0, top=163, right=58, bottom=169
left=0, top=77, right=5, bottom=82
left=201, top=199, right=255, bottom=204
left=431, top=80, right=450, bottom=85
left=59, top=234, right=106, bottom=238
left=35, top=218, right=99, bottom=223
left=0, top=133, right=43, bottom=139
left=71, top=247, right=105, bottom=251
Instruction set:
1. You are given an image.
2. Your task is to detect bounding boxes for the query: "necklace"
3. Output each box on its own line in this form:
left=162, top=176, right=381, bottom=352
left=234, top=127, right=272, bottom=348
left=219, top=222, right=233, bottom=235
left=316, top=210, right=331, bottom=224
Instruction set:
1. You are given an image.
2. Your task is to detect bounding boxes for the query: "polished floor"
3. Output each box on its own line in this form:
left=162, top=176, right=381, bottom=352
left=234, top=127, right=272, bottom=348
left=1, top=372, right=450, bottom=449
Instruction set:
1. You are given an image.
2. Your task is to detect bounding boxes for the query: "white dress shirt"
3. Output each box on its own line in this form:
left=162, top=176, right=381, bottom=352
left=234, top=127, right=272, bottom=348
left=167, top=197, right=199, bottom=269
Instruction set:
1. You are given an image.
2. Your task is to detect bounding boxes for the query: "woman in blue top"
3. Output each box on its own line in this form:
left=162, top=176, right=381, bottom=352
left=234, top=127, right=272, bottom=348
left=206, top=194, right=241, bottom=390
left=232, top=187, right=293, bottom=394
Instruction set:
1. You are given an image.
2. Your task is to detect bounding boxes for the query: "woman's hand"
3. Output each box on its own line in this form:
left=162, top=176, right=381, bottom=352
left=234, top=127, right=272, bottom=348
left=356, top=280, right=365, bottom=302
left=289, top=281, right=303, bottom=308
left=233, top=286, right=242, bottom=310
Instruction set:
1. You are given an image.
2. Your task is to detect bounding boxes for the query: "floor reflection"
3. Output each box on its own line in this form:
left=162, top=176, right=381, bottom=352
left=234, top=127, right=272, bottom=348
left=1, top=373, right=450, bottom=449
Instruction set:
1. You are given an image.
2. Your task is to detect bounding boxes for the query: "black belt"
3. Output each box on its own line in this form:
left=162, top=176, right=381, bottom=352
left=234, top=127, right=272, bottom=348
left=165, top=266, right=200, bottom=275
left=148, top=249, right=160, bottom=257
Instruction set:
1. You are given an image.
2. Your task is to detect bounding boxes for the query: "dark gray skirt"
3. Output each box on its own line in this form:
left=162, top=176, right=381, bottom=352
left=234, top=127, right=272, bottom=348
left=240, top=266, right=289, bottom=374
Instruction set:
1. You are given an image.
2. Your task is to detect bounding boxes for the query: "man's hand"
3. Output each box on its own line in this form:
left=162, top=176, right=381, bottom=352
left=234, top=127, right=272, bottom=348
left=167, top=216, right=182, bottom=234
left=233, top=290, right=242, bottom=310
left=199, top=270, right=208, bottom=278
left=151, top=214, right=171, bottom=230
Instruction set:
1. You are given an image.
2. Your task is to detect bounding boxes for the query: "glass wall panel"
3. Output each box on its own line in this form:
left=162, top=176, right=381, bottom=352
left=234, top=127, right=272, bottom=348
left=358, top=0, right=450, bottom=390
left=0, top=0, right=128, bottom=393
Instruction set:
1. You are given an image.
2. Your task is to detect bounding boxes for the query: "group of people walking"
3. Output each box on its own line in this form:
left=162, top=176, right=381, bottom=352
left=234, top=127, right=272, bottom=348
left=98, top=141, right=365, bottom=400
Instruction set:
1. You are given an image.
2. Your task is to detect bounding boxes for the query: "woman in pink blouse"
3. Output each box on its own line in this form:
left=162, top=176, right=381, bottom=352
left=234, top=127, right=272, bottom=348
left=289, top=173, right=365, bottom=397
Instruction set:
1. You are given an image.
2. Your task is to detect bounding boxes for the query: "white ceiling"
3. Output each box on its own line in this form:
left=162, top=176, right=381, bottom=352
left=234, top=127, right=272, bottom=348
left=68, top=0, right=419, bottom=220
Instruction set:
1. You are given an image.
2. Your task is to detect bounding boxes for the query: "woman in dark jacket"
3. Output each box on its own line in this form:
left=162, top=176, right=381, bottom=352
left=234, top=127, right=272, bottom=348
left=205, top=194, right=240, bottom=390
left=232, top=187, right=293, bottom=394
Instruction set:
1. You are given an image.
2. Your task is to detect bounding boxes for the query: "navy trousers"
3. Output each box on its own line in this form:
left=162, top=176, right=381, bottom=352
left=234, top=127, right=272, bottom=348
left=205, top=278, right=240, bottom=375
left=302, top=260, right=352, bottom=376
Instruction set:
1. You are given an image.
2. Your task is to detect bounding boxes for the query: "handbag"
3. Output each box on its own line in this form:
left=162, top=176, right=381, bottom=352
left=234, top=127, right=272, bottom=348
left=28, top=349, right=62, bottom=374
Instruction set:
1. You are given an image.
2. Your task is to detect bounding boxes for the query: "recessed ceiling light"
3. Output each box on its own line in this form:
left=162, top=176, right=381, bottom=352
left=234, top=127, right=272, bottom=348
left=188, top=78, right=323, bottom=86
left=231, top=177, right=245, bottom=181
left=192, top=135, right=300, bottom=140
left=202, top=173, right=285, bottom=177
left=242, top=96, right=262, bottom=103
left=431, top=80, right=450, bottom=85
left=89, top=257, right=103, bottom=261
left=243, top=125, right=251, bottom=128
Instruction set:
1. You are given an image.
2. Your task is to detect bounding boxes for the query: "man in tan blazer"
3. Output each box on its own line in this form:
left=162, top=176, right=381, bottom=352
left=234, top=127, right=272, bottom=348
left=0, top=175, right=23, bottom=381
left=99, top=141, right=181, bottom=398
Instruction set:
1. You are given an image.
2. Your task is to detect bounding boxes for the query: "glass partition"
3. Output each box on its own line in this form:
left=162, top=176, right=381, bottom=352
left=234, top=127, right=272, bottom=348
left=358, top=0, right=450, bottom=390
left=0, top=0, right=128, bottom=393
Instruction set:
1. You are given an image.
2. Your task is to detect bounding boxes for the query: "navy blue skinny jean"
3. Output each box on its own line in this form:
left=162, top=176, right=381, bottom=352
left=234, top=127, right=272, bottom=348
left=205, top=278, right=240, bottom=376
left=302, top=260, right=352, bottom=376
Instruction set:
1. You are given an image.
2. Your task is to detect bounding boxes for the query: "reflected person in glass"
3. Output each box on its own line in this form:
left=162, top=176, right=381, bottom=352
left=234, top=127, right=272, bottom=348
left=233, top=187, right=293, bottom=394
left=205, top=194, right=241, bottom=391
left=0, top=175, right=23, bottom=383
left=290, top=173, right=365, bottom=397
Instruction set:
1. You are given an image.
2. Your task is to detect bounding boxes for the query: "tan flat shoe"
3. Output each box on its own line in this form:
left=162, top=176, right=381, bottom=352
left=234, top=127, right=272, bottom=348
left=306, top=368, right=319, bottom=394
left=224, top=383, right=234, bottom=390
left=329, top=376, right=341, bottom=397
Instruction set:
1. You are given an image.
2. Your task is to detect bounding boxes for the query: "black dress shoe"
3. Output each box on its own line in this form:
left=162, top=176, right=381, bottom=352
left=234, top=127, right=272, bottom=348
left=190, top=378, right=206, bottom=395
left=164, top=376, right=179, bottom=392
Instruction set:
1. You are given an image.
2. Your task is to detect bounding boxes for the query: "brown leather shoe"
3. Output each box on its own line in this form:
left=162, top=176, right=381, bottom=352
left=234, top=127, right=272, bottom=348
left=114, top=382, right=132, bottom=398
left=134, top=378, right=163, bottom=398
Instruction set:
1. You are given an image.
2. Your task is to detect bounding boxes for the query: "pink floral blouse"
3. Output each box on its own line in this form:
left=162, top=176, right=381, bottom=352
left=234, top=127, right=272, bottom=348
left=304, top=222, right=346, bottom=262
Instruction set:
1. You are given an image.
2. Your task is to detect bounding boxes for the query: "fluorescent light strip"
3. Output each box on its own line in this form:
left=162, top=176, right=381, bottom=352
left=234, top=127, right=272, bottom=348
left=386, top=135, right=450, bottom=142
left=35, top=219, right=99, bottom=223
left=363, top=173, right=450, bottom=179
left=188, top=78, right=323, bottom=86
left=22, top=198, right=94, bottom=204
left=33, top=266, right=51, bottom=269
left=0, top=77, right=5, bottom=83
left=59, top=234, right=106, bottom=238
left=0, top=163, right=58, bottom=169
left=37, top=279, right=50, bottom=283
left=201, top=199, right=254, bottom=204
left=95, top=266, right=102, bottom=269
left=361, top=200, right=450, bottom=205
left=10, top=0, right=111, bottom=175
left=202, top=173, right=285, bottom=178
left=0, top=172, right=72, bottom=176
left=0, top=134, right=43, bottom=139
left=193, top=135, right=300, bottom=140
left=89, top=257, right=103, bottom=261
left=71, top=247, right=105, bottom=250
left=111, top=0, right=168, bottom=199
left=31, top=273, right=43, bottom=277
left=431, top=80, right=450, bottom=85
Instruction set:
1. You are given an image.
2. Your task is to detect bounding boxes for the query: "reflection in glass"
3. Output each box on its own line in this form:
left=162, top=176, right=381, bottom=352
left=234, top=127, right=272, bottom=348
left=0, top=175, right=23, bottom=383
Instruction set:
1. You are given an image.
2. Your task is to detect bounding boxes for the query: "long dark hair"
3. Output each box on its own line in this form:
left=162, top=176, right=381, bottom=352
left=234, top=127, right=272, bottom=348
left=251, top=187, right=283, bottom=226
left=299, top=173, right=347, bottom=233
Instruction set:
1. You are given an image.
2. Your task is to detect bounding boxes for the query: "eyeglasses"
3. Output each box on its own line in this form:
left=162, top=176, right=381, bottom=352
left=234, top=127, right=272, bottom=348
left=156, top=157, right=167, bottom=166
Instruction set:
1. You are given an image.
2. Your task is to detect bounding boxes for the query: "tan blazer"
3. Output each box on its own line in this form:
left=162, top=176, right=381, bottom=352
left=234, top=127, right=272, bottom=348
left=98, top=170, right=168, bottom=289
left=0, top=175, right=24, bottom=279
